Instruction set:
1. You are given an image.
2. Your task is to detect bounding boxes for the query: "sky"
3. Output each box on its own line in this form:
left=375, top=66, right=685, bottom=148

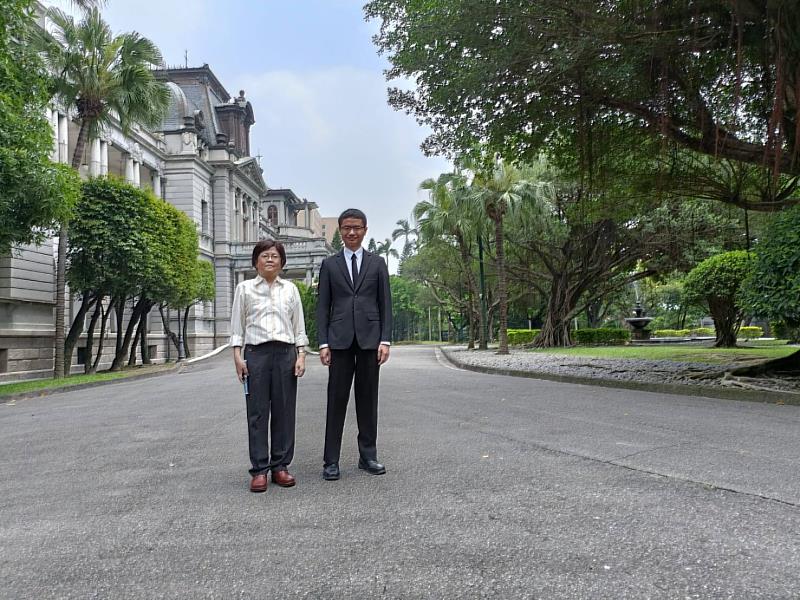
left=48, top=0, right=450, bottom=269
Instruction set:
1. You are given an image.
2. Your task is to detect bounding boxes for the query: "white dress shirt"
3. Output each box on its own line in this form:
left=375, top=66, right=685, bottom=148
left=343, top=246, right=363, bottom=282
left=230, top=275, right=309, bottom=349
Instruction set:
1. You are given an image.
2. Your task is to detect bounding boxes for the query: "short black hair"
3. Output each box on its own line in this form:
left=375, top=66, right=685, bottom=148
left=251, top=239, right=287, bottom=268
left=338, top=208, right=367, bottom=228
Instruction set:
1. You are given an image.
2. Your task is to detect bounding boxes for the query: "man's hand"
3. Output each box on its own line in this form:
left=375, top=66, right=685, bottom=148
left=319, top=347, right=331, bottom=366
left=377, top=343, right=390, bottom=365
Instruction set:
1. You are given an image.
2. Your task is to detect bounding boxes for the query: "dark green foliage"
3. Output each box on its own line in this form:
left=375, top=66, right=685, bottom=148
left=295, top=281, right=317, bottom=348
left=574, top=328, right=631, bottom=346
left=330, top=229, right=343, bottom=251
left=741, top=206, right=800, bottom=330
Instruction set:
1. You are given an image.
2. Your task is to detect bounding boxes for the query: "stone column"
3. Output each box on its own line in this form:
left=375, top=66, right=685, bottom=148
left=152, top=172, right=162, bottom=197
left=57, top=114, right=69, bottom=164
left=89, top=137, right=101, bottom=176
left=125, top=155, right=135, bottom=183
left=133, top=160, right=141, bottom=187
left=100, top=141, right=109, bottom=175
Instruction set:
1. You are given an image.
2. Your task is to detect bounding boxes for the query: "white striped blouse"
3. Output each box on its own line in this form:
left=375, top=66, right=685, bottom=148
left=229, top=275, right=309, bottom=349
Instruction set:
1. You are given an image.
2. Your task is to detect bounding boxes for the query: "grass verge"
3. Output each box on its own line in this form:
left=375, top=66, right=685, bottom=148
left=526, top=342, right=798, bottom=365
left=0, top=363, right=176, bottom=398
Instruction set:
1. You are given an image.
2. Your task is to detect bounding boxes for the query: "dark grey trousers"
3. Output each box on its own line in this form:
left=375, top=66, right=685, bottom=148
left=243, top=342, right=297, bottom=475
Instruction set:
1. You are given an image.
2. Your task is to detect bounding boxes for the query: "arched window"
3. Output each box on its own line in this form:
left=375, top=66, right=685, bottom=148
left=267, top=205, right=278, bottom=226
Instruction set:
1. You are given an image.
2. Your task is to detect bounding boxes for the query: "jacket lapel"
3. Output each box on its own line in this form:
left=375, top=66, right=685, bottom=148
left=354, top=251, right=371, bottom=292
left=336, top=250, right=354, bottom=289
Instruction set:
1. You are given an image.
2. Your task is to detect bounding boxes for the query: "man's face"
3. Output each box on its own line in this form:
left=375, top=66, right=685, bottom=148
left=339, top=217, right=367, bottom=251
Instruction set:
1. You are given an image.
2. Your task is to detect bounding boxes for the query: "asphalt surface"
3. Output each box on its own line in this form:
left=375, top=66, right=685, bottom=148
left=1, top=345, right=799, bottom=599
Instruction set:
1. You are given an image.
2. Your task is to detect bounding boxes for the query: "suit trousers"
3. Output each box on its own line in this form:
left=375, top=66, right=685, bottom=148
left=243, top=341, right=297, bottom=475
left=323, top=340, right=380, bottom=465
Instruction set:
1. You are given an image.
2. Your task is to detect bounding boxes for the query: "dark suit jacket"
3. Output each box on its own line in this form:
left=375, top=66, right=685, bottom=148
left=316, top=249, right=392, bottom=350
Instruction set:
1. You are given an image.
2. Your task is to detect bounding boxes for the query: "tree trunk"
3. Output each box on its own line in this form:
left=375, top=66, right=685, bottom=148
left=710, top=299, right=740, bottom=348
left=111, top=296, right=147, bottom=371
left=64, top=293, right=95, bottom=376
left=84, top=298, right=102, bottom=374
left=90, top=300, right=113, bottom=374
left=140, top=306, right=151, bottom=364
left=128, top=321, right=142, bottom=366
left=456, top=234, right=478, bottom=350
left=493, top=210, right=509, bottom=354
left=113, top=296, right=126, bottom=359
left=158, top=304, right=181, bottom=355
left=182, top=306, right=192, bottom=359
left=54, top=121, right=91, bottom=379
left=535, top=274, right=576, bottom=347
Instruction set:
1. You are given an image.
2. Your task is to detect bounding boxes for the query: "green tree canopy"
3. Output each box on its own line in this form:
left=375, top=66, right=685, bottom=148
left=366, top=0, right=800, bottom=201
left=0, top=0, right=78, bottom=253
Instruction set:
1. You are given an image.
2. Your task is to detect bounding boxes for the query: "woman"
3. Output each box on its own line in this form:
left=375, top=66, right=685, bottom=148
left=230, top=240, right=308, bottom=493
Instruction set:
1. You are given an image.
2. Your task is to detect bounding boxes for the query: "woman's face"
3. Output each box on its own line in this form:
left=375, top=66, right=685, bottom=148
left=256, top=248, right=282, bottom=280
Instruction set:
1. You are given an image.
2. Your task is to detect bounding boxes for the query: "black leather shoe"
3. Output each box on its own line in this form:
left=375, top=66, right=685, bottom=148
left=358, top=459, right=386, bottom=475
left=322, top=463, right=340, bottom=481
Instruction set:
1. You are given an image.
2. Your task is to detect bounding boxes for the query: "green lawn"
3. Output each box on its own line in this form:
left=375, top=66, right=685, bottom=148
left=526, top=342, right=798, bottom=364
left=0, top=363, right=176, bottom=398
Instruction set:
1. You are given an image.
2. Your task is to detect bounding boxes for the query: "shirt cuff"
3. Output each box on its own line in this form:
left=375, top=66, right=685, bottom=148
left=230, top=335, right=244, bottom=347
left=380, top=341, right=391, bottom=346
left=319, top=343, right=329, bottom=349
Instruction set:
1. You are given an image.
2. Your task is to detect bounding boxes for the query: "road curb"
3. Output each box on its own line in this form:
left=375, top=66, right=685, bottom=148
left=1, top=361, right=184, bottom=404
left=438, top=347, right=800, bottom=406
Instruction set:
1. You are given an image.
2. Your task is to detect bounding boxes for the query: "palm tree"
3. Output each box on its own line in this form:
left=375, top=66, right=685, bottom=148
left=34, top=7, right=170, bottom=377
left=415, top=173, right=485, bottom=349
left=392, top=218, right=417, bottom=258
left=472, top=160, right=530, bottom=355
left=376, top=238, right=399, bottom=269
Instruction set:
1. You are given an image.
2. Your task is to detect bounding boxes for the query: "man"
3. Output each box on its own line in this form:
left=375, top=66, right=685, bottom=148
left=316, top=208, right=392, bottom=480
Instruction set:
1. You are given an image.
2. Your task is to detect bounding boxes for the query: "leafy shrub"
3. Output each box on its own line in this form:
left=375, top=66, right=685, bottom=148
left=653, top=329, right=690, bottom=338
left=737, top=326, right=763, bottom=340
left=575, top=328, right=631, bottom=345
left=770, top=321, right=800, bottom=343
left=507, top=328, right=540, bottom=345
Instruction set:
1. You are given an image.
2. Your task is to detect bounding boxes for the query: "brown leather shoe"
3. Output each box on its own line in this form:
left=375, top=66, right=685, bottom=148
left=271, top=470, right=296, bottom=487
left=250, top=473, right=268, bottom=493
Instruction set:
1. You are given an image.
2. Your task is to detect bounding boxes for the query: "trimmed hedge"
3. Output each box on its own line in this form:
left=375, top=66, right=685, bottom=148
left=737, top=326, right=763, bottom=339
left=507, top=328, right=541, bottom=345
left=689, top=327, right=715, bottom=337
left=653, top=329, right=691, bottom=338
left=575, top=328, right=631, bottom=345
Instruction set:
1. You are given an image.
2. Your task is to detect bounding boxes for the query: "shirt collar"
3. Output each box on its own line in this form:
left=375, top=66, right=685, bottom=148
left=255, top=274, right=283, bottom=286
left=344, top=247, right=363, bottom=260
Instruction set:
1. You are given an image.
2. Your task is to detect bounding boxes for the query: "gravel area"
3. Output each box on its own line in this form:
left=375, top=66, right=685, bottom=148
left=441, top=346, right=800, bottom=399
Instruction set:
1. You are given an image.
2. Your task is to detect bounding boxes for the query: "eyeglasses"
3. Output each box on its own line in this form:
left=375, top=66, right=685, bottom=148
left=259, top=253, right=282, bottom=260
left=340, top=226, right=365, bottom=233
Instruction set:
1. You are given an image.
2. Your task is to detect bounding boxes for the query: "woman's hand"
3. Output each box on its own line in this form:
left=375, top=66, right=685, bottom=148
left=233, top=348, right=248, bottom=383
left=294, top=353, right=306, bottom=378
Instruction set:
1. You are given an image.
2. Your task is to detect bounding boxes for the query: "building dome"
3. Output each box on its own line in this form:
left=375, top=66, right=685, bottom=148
left=160, top=81, right=191, bottom=132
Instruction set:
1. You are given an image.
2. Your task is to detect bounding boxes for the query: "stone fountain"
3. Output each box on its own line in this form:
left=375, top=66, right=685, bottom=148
left=625, top=302, right=654, bottom=341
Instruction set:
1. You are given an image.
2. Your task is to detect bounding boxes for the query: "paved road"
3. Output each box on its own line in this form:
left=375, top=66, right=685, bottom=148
left=2, top=346, right=799, bottom=599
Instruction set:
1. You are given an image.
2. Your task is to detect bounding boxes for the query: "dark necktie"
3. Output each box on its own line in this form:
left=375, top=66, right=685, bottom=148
left=351, top=253, right=359, bottom=284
